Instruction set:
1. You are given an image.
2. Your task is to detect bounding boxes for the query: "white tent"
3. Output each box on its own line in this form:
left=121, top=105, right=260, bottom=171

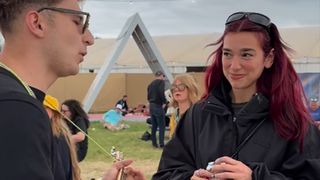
left=82, top=26, right=320, bottom=73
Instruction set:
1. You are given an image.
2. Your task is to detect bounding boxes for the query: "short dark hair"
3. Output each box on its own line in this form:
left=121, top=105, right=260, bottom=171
left=155, top=70, right=164, bottom=77
left=0, top=0, right=63, bottom=33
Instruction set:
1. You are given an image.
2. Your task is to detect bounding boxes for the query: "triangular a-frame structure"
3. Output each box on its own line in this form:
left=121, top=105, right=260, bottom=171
left=83, top=13, right=173, bottom=112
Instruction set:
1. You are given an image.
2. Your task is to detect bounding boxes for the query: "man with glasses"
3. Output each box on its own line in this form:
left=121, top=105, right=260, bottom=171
left=0, top=0, right=93, bottom=179
left=0, top=0, right=146, bottom=179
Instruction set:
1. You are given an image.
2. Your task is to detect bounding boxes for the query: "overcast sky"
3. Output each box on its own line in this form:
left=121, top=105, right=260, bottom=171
left=83, top=0, right=320, bottom=38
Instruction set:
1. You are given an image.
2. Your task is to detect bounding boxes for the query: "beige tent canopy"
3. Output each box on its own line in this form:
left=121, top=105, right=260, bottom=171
left=82, top=26, right=320, bottom=71
left=48, top=26, right=320, bottom=112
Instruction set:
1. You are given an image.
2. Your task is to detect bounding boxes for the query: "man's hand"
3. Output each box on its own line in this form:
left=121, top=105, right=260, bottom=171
left=102, top=160, right=145, bottom=180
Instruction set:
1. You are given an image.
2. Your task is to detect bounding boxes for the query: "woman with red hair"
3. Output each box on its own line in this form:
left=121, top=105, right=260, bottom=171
left=153, top=12, right=320, bottom=180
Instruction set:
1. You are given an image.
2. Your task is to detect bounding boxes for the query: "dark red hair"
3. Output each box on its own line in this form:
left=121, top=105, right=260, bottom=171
left=204, top=18, right=312, bottom=149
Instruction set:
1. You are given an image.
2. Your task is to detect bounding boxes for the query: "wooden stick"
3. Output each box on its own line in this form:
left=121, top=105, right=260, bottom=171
left=117, top=168, right=126, bottom=180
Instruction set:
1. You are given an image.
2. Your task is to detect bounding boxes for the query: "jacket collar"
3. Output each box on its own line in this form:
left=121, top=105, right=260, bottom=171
left=203, top=79, right=269, bottom=125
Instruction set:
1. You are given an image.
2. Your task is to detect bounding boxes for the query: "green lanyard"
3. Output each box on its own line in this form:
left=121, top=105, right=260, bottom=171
left=1, top=62, right=124, bottom=166
left=0, top=62, right=36, bottom=98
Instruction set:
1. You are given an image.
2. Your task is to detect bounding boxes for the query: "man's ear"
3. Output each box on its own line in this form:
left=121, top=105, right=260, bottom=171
left=264, top=48, right=274, bottom=69
left=25, top=11, right=46, bottom=38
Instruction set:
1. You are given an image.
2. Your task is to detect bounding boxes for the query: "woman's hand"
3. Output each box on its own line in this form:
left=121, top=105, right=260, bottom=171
left=190, top=168, right=214, bottom=180
left=102, top=160, right=145, bottom=180
left=209, top=156, right=252, bottom=180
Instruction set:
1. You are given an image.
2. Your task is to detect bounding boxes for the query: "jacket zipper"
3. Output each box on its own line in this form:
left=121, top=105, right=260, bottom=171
left=232, top=115, right=238, bottom=158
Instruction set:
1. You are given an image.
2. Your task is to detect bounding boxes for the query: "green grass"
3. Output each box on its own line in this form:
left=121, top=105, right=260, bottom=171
left=81, top=121, right=163, bottom=179
left=86, top=121, right=162, bottom=161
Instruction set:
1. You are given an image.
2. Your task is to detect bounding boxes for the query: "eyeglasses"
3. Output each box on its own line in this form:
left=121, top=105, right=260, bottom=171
left=37, top=7, right=90, bottom=34
left=310, top=97, right=319, bottom=102
left=171, top=83, right=187, bottom=92
left=225, top=12, right=271, bottom=29
left=61, top=109, right=70, bottom=113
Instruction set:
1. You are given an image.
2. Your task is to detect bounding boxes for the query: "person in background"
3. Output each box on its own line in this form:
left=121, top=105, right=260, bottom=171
left=308, top=96, right=320, bottom=122
left=147, top=70, right=167, bottom=148
left=0, top=0, right=94, bottom=178
left=153, top=12, right=320, bottom=179
left=168, top=74, right=200, bottom=138
left=102, top=104, right=128, bottom=131
left=44, top=95, right=80, bottom=180
left=47, top=100, right=142, bottom=180
left=115, top=95, right=129, bottom=115
left=61, top=99, right=90, bottom=162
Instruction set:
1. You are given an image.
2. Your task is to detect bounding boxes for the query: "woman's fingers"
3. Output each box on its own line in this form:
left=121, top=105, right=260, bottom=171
left=191, top=169, right=214, bottom=180
left=215, top=156, right=238, bottom=165
left=208, top=156, right=252, bottom=180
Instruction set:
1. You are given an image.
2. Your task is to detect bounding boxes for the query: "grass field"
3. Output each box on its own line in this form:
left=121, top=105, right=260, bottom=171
left=79, top=121, right=164, bottom=179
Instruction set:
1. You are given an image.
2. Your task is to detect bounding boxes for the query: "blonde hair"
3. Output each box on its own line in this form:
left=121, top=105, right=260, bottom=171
left=50, top=110, right=81, bottom=180
left=44, top=95, right=81, bottom=180
left=170, top=74, right=200, bottom=108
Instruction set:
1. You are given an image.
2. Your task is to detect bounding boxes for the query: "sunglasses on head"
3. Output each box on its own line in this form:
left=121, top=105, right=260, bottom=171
left=225, top=12, right=271, bottom=29
left=171, top=84, right=187, bottom=92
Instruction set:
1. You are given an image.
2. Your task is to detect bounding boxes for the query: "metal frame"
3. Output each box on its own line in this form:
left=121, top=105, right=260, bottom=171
left=82, top=13, right=173, bottom=112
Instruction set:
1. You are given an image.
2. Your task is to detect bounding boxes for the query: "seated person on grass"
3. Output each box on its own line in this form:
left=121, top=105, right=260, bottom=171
left=115, top=95, right=129, bottom=115
left=102, top=104, right=128, bottom=131
left=131, top=104, right=147, bottom=115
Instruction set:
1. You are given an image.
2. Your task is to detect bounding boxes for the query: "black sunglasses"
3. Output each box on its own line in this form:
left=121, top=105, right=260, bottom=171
left=37, top=7, right=90, bottom=34
left=171, top=83, right=187, bottom=92
left=225, top=12, right=271, bottom=29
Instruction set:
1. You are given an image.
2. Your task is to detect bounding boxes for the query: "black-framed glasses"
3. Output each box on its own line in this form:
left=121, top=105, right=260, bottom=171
left=171, top=83, right=187, bottom=92
left=37, top=7, right=90, bottom=34
left=61, top=109, right=70, bottom=113
left=225, top=12, right=271, bottom=29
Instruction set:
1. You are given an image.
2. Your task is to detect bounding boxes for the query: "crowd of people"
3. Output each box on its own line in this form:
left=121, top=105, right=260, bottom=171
left=0, top=0, right=319, bottom=179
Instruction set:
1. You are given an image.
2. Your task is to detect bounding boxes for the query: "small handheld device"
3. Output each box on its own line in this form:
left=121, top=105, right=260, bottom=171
left=206, top=161, right=215, bottom=171
left=110, top=147, right=126, bottom=180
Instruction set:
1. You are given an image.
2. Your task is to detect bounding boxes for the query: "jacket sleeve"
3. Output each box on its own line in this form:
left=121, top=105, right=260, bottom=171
left=248, top=124, right=320, bottom=180
left=0, top=97, right=54, bottom=180
left=152, top=105, right=198, bottom=180
left=74, top=116, right=88, bottom=133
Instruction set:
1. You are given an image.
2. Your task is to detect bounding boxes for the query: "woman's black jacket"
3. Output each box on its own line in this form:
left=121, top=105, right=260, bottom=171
left=153, top=89, right=320, bottom=179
